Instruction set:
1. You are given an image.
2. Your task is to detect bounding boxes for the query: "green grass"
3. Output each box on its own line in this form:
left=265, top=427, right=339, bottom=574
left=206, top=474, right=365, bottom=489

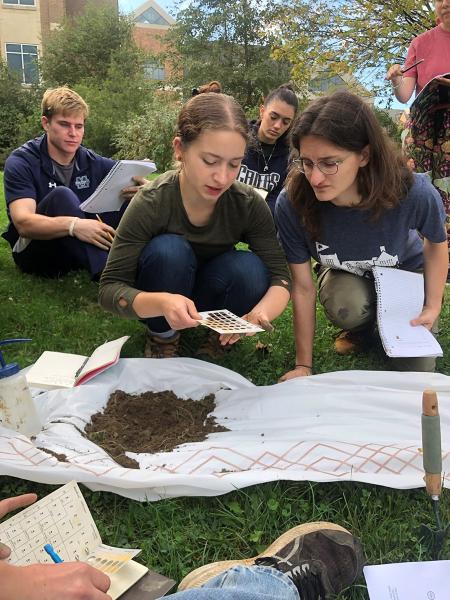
left=1, top=170, right=449, bottom=597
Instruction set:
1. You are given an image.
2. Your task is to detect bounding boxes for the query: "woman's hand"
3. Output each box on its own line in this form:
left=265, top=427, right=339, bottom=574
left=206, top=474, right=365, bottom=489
left=0, top=494, right=38, bottom=559
left=278, top=365, right=312, bottom=383
left=159, top=293, right=202, bottom=330
left=385, top=64, right=403, bottom=80
left=218, top=310, right=273, bottom=346
left=121, top=176, right=149, bottom=201
left=410, top=305, right=441, bottom=330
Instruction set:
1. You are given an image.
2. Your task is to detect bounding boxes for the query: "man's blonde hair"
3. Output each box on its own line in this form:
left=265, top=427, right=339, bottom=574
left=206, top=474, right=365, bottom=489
left=41, top=86, right=89, bottom=120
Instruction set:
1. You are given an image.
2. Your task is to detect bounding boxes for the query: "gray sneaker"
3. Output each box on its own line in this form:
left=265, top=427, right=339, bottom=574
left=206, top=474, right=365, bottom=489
left=178, top=522, right=364, bottom=598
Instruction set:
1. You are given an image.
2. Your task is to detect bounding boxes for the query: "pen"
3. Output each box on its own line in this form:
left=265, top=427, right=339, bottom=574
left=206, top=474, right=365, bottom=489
left=95, top=214, right=114, bottom=243
left=44, top=543, right=64, bottom=563
left=401, top=58, right=424, bottom=74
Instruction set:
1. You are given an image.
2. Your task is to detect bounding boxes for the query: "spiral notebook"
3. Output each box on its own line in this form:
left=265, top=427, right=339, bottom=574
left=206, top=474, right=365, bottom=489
left=80, top=160, right=156, bottom=213
left=372, top=267, right=442, bottom=358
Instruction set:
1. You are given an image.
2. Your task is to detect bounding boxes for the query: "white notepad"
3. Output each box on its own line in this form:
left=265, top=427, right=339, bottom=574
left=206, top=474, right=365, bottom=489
left=364, top=561, right=450, bottom=599
left=0, top=481, right=148, bottom=600
left=25, top=336, right=129, bottom=389
left=80, top=160, right=156, bottom=213
left=373, top=267, right=442, bottom=358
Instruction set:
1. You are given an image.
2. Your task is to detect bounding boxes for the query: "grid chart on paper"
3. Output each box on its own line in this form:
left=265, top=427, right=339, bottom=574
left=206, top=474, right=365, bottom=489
left=0, top=481, right=101, bottom=566
left=199, top=310, right=264, bottom=334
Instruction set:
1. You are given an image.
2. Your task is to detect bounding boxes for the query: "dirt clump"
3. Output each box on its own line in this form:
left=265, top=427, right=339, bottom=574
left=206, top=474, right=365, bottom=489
left=84, top=389, right=229, bottom=469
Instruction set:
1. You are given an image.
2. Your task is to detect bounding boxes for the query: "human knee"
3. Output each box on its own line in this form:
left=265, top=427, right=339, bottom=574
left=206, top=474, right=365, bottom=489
left=319, top=272, right=376, bottom=330
left=138, top=234, right=196, bottom=270
left=39, top=187, right=81, bottom=216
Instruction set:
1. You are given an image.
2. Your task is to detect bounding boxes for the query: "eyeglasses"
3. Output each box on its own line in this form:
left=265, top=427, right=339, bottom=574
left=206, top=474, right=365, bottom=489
left=292, top=157, right=347, bottom=175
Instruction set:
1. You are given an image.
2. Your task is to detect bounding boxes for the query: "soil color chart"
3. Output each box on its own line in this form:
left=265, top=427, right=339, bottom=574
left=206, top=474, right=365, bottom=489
left=198, top=310, right=264, bottom=334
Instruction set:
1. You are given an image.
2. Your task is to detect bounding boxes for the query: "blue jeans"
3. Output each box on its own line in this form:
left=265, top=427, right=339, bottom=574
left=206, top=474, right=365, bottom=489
left=162, top=565, right=299, bottom=600
left=136, top=234, right=270, bottom=333
left=12, top=187, right=123, bottom=278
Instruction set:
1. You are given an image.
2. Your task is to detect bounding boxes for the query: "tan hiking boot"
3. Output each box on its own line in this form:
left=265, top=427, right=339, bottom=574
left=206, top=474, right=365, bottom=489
left=178, top=521, right=365, bottom=599
left=334, top=330, right=369, bottom=355
left=144, top=331, right=180, bottom=358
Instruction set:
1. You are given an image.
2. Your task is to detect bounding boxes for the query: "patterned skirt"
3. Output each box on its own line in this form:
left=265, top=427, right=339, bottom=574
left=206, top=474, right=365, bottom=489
left=403, top=104, right=450, bottom=250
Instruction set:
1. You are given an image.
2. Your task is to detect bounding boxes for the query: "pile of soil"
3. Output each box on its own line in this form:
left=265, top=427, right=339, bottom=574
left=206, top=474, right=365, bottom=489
left=84, top=389, right=229, bottom=469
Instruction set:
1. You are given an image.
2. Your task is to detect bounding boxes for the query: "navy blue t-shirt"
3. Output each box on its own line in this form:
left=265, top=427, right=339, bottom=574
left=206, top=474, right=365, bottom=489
left=2, top=134, right=115, bottom=247
left=275, top=173, right=446, bottom=275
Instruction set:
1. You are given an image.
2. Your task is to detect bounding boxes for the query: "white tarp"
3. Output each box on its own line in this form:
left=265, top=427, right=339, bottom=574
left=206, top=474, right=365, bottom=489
left=0, top=358, right=449, bottom=501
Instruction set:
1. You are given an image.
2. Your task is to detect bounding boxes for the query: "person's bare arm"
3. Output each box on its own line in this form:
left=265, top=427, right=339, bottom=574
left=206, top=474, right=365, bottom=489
left=385, top=64, right=416, bottom=103
left=131, top=291, right=202, bottom=330
left=279, top=261, right=317, bottom=382
left=411, top=239, right=449, bottom=329
left=10, top=199, right=115, bottom=250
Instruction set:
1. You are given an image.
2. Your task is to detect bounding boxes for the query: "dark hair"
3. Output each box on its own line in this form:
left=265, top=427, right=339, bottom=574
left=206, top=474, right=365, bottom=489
left=177, top=92, right=249, bottom=146
left=264, top=83, right=298, bottom=113
left=286, top=91, right=413, bottom=240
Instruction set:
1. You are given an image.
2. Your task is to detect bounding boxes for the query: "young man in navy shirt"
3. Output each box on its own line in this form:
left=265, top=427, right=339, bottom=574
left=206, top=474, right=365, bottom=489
left=2, top=86, right=145, bottom=278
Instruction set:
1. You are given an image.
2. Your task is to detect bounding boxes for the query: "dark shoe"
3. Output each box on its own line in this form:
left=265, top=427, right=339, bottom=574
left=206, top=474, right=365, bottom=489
left=196, top=331, right=232, bottom=359
left=178, top=522, right=364, bottom=598
left=144, top=331, right=180, bottom=358
left=334, top=330, right=372, bottom=355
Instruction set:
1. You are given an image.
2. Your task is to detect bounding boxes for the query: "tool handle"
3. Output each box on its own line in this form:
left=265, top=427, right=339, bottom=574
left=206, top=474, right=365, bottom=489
left=422, top=390, right=442, bottom=497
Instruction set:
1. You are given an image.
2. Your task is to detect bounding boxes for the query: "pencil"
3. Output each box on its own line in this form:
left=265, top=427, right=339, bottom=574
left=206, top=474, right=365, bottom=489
left=401, top=58, right=424, bottom=74
left=96, top=214, right=114, bottom=243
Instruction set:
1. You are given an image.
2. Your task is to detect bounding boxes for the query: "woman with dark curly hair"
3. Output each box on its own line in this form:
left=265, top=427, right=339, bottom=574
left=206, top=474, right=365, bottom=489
left=275, top=91, right=448, bottom=381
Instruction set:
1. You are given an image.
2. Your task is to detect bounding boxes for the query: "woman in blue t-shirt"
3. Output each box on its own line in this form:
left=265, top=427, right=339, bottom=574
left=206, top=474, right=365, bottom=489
left=275, top=91, right=448, bottom=380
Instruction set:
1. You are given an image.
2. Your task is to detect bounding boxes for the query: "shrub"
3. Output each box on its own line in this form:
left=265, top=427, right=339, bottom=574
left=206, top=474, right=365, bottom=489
left=113, top=92, right=181, bottom=172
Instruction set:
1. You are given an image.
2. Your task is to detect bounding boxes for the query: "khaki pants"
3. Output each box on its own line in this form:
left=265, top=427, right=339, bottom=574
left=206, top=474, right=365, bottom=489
left=317, top=268, right=437, bottom=372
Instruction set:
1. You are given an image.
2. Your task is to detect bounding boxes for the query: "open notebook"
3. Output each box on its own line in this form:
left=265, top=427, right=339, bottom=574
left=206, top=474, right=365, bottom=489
left=0, top=481, right=174, bottom=599
left=25, top=336, right=129, bottom=389
left=80, top=160, right=156, bottom=213
left=373, top=267, right=442, bottom=358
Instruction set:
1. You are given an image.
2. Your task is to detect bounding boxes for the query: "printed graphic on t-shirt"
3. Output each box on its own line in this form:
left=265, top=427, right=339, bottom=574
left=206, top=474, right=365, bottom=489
left=238, top=165, right=280, bottom=192
left=75, top=175, right=90, bottom=190
left=316, top=243, right=399, bottom=276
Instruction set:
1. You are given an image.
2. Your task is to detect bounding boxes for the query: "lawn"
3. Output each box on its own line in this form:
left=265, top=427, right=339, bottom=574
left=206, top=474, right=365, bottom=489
left=0, top=170, right=449, bottom=598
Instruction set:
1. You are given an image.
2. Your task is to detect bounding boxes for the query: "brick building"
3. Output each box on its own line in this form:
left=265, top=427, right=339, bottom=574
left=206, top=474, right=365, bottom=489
left=132, top=0, right=175, bottom=81
left=0, top=0, right=118, bottom=83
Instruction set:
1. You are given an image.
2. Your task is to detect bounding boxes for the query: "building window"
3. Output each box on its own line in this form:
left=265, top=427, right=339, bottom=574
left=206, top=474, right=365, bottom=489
left=144, top=62, right=166, bottom=81
left=136, top=7, right=170, bottom=26
left=6, top=43, right=38, bottom=84
left=3, top=0, right=36, bottom=6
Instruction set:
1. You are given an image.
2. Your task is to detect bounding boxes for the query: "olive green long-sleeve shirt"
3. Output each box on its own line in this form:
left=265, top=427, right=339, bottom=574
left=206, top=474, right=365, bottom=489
left=99, top=170, right=291, bottom=318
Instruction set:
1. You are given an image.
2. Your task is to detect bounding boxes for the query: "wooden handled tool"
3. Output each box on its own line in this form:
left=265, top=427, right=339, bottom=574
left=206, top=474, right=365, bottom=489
left=421, top=389, right=442, bottom=499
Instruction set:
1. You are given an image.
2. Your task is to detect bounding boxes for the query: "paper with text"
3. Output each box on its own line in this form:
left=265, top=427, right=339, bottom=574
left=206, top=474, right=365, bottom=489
left=373, top=267, right=443, bottom=358
left=0, top=481, right=148, bottom=600
left=364, top=560, right=450, bottom=599
left=80, top=160, right=156, bottom=213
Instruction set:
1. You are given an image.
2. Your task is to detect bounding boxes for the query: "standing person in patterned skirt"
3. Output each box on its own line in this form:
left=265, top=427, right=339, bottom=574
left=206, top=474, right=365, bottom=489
left=386, top=0, right=450, bottom=276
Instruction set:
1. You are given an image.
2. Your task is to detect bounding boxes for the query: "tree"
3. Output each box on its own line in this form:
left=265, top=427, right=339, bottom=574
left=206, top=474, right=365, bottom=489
left=163, top=0, right=291, bottom=107
left=38, top=4, right=154, bottom=157
left=0, top=63, right=41, bottom=166
left=272, top=1, right=435, bottom=98
left=40, top=3, right=144, bottom=86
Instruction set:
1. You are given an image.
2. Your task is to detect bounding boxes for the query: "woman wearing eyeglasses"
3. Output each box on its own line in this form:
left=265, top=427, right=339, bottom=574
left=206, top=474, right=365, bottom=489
left=275, top=91, right=448, bottom=381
